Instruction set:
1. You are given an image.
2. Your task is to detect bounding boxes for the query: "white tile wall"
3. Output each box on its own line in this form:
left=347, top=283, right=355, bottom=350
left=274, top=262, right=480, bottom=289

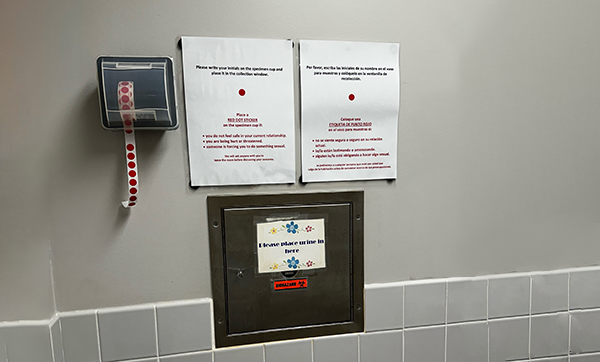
left=570, top=270, right=600, bottom=310
left=489, top=317, right=529, bottom=362
left=98, top=305, right=157, bottom=362
left=404, top=282, right=446, bottom=327
left=571, top=310, right=600, bottom=354
left=156, top=300, right=212, bottom=356
left=530, top=313, right=569, bottom=358
left=571, top=354, right=600, bottom=362
left=447, top=279, right=487, bottom=323
left=531, top=273, right=568, bottom=314
left=0, top=328, right=8, bottom=362
left=365, top=284, right=403, bottom=331
left=446, top=322, right=488, bottom=362
left=313, top=334, right=358, bottom=362
left=404, top=326, right=445, bottom=362
left=0, top=324, right=53, bottom=362
left=8, top=266, right=600, bottom=362
left=160, top=351, right=213, bottom=362
left=50, top=317, right=64, bottom=362
left=488, top=276, right=530, bottom=318
left=60, top=311, right=100, bottom=362
left=265, top=339, right=311, bottom=362
left=359, top=330, right=402, bottom=362
left=214, top=344, right=263, bottom=362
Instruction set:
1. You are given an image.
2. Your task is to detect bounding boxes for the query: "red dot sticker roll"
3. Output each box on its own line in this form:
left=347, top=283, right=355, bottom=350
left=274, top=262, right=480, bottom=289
left=118, top=81, right=139, bottom=208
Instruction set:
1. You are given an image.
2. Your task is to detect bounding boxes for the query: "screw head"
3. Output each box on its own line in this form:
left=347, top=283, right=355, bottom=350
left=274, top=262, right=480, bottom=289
left=213, top=221, right=219, bottom=228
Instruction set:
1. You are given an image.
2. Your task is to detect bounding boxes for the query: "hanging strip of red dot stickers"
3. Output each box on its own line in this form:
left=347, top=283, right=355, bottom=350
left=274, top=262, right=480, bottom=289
left=118, top=81, right=139, bottom=208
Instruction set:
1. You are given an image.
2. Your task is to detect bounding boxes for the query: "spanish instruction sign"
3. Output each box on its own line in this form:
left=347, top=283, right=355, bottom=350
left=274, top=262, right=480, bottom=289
left=256, top=219, right=326, bottom=274
left=299, top=40, right=400, bottom=182
left=181, top=37, right=296, bottom=186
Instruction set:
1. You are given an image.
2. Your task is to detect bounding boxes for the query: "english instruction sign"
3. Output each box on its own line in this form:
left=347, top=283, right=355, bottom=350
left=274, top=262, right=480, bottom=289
left=256, top=219, right=326, bottom=273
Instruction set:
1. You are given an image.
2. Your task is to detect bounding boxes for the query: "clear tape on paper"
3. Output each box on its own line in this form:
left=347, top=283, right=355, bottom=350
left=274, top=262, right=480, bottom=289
left=118, top=81, right=139, bottom=208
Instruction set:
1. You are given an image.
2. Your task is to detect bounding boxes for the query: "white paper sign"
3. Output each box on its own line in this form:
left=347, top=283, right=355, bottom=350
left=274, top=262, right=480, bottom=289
left=181, top=37, right=296, bottom=186
left=299, top=40, right=400, bottom=182
left=256, top=219, right=326, bottom=274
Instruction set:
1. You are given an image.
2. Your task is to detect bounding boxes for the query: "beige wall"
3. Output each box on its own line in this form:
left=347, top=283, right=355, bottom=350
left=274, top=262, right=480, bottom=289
left=0, top=0, right=58, bottom=321
left=2, top=0, right=600, bottom=321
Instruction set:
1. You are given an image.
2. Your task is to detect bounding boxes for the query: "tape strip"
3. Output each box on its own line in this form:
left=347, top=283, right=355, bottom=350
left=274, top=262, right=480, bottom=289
left=118, top=81, right=139, bottom=208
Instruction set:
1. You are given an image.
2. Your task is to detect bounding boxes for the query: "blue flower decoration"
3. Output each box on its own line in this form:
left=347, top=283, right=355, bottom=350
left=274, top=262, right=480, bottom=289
left=287, top=257, right=300, bottom=269
left=286, top=221, right=299, bottom=234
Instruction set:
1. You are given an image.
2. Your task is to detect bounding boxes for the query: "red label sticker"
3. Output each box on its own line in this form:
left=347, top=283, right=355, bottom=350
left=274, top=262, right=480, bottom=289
left=274, top=279, right=308, bottom=291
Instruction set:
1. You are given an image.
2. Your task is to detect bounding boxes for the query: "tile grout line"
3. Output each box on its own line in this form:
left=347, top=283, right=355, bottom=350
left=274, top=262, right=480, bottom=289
left=95, top=310, right=103, bottom=362
left=512, top=356, right=570, bottom=362
left=357, top=333, right=360, bottom=362
left=402, top=327, right=405, bottom=362
left=567, top=272, right=571, bottom=360
left=567, top=272, right=571, bottom=313
left=402, top=285, right=405, bottom=330
left=48, top=323, right=56, bottom=362
left=487, top=279, right=490, bottom=362
left=376, top=265, right=600, bottom=288
left=402, top=285, right=405, bottom=362
left=59, top=319, right=65, bottom=362
left=486, top=279, right=490, bottom=322
left=568, top=314, right=572, bottom=362
left=444, top=282, right=448, bottom=362
left=210, top=299, right=216, bottom=351
left=154, top=306, right=160, bottom=359
left=487, top=322, right=490, bottom=362
left=402, top=328, right=405, bottom=362
left=529, top=276, right=532, bottom=360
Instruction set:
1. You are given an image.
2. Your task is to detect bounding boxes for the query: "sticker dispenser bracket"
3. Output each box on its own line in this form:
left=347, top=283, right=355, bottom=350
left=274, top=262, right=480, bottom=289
left=97, top=56, right=178, bottom=131
left=96, top=56, right=178, bottom=208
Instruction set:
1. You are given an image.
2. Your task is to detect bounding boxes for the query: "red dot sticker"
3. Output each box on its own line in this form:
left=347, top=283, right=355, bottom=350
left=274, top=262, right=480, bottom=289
left=128, top=202, right=136, bottom=207
left=126, top=144, right=134, bottom=151
left=121, top=87, right=128, bottom=94
left=127, top=153, right=135, bottom=160
left=239, top=89, right=246, bottom=96
left=121, top=82, right=129, bottom=86
left=129, top=179, right=137, bottom=186
left=124, top=120, right=132, bottom=127
left=129, top=196, right=137, bottom=202
left=125, top=129, right=133, bottom=134
left=130, top=187, right=138, bottom=194
left=121, top=95, right=130, bottom=103
left=349, top=94, right=355, bottom=101
left=122, top=105, right=130, bottom=110
left=128, top=170, right=136, bottom=177
left=128, top=161, right=136, bottom=168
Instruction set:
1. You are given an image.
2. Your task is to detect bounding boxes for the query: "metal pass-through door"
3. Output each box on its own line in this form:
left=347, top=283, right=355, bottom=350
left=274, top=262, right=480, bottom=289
left=207, top=191, right=364, bottom=347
